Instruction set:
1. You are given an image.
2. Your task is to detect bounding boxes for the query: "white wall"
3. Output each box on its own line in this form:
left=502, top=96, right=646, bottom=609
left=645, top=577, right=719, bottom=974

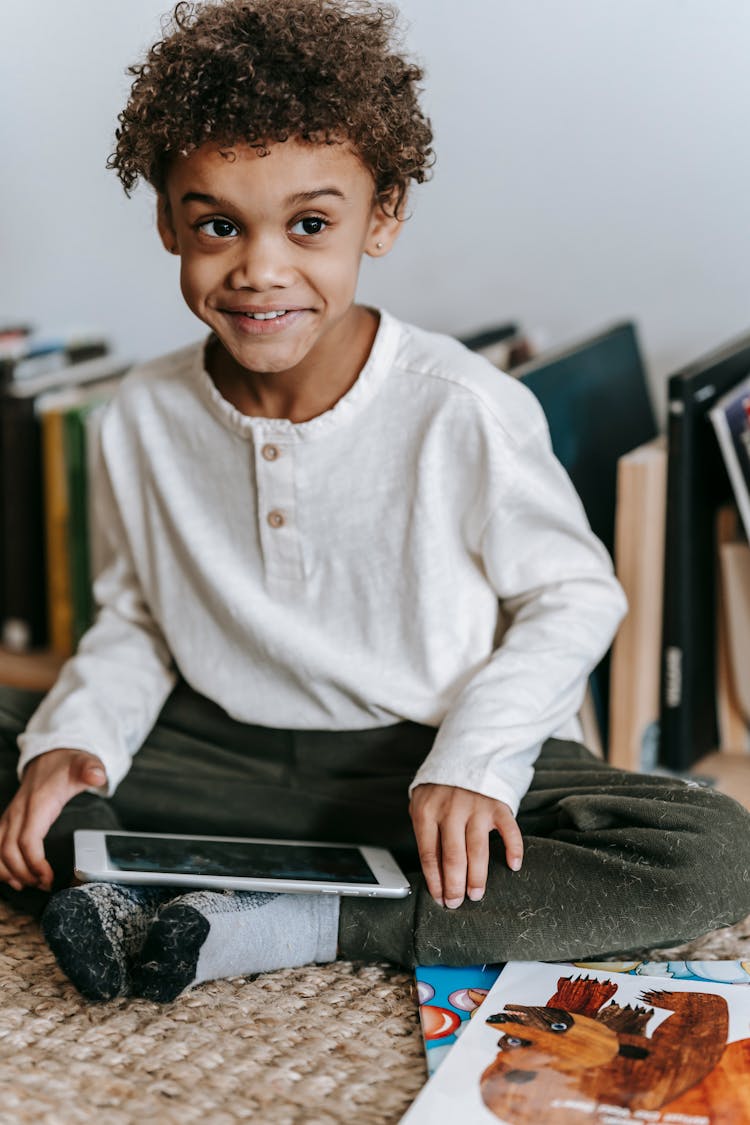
left=3, top=1, right=750, bottom=414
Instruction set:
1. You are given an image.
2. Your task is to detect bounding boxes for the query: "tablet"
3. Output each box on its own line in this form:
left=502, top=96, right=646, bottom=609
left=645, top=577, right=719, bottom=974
left=73, top=829, right=411, bottom=898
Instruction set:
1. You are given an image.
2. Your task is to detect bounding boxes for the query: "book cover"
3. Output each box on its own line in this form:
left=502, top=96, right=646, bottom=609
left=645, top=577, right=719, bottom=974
left=406, top=960, right=750, bottom=1123
left=63, top=385, right=120, bottom=644
left=416, top=960, right=750, bottom=1077
left=710, top=375, right=750, bottom=543
left=659, top=331, right=750, bottom=770
left=0, top=392, right=48, bottom=650
left=719, top=539, right=750, bottom=728
left=40, top=405, right=74, bottom=656
left=608, top=438, right=667, bottom=771
left=37, top=377, right=122, bottom=655
left=715, top=506, right=750, bottom=749
left=515, top=322, right=657, bottom=749
left=83, top=401, right=110, bottom=590
left=416, top=964, right=503, bottom=1076
left=0, top=354, right=128, bottom=651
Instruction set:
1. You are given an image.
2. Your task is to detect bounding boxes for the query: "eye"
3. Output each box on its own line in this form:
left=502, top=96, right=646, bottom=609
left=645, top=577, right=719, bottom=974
left=197, top=218, right=238, bottom=239
left=549, top=1022, right=568, bottom=1033
left=504, top=1036, right=531, bottom=1048
left=290, top=215, right=328, bottom=237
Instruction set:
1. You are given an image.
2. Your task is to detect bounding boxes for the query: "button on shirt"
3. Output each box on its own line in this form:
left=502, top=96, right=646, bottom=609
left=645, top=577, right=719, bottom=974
left=18, top=310, right=626, bottom=813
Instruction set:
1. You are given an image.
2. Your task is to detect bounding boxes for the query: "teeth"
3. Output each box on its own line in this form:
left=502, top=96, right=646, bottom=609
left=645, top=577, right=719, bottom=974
left=243, top=310, right=288, bottom=320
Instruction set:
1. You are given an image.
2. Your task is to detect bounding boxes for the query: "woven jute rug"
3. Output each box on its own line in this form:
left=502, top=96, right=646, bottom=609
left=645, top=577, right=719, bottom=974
left=2, top=901, right=750, bottom=1125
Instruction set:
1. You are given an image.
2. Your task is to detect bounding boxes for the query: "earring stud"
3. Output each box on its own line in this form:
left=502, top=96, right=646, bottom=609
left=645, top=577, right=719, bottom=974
left=376, top=241, right=384, bottom=249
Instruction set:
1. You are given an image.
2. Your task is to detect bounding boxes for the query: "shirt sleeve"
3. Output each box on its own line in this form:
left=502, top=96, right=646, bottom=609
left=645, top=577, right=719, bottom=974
left=408, top=412, right=627, bottom=815
left=16, top=447, right=177, bottom=796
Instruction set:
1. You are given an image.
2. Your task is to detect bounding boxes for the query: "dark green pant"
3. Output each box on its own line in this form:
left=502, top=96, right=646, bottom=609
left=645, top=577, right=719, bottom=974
left=2, top=681, right=750, bottom=967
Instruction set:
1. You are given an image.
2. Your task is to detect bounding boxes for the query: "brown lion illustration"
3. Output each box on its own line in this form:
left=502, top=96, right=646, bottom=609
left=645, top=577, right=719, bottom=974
left=480, top=975, right=750, bottom=1124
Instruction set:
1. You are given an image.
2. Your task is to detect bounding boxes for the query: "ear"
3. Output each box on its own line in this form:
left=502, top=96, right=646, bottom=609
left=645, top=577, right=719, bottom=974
left=157, top=193, right=180, bottom=255
left=364, top=191, right=404, bottom=258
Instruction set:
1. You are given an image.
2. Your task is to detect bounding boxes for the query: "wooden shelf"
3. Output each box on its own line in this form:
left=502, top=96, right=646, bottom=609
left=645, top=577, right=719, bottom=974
left=0, top=648, right=64, bottom=692
left=690, top=751, right=750, bottom=812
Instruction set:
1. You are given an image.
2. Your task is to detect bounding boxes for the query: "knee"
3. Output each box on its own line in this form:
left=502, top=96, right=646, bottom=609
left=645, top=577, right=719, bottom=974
left=672, top=783, right=750, bottom=854
left=0, top=685, right=44, bottom=730
left=662, top=785, right=750, bottom=924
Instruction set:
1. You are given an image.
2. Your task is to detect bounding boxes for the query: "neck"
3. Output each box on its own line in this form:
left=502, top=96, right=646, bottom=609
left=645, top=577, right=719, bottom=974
left=208, top=306, right=379, bottom=423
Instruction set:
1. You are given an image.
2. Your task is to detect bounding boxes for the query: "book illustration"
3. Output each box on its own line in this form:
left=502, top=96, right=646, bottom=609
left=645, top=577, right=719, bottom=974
left=416, top=960, right=750, bottom=1076
left=715, top=504, right=750, bottom=749
left=481, top=974, right=740, bottom=1122
left=710, top=375, right=750, bottom=544
left=417, top=964, right=503, bottom=1074
left=404, top=961, right=750, bottom=1124
left=718, top=538, right=750, bottom=727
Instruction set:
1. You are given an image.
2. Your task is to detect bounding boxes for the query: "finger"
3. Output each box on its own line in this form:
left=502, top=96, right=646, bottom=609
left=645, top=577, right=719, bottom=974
left=412, top=815, right=445, bottom=906
left=0, top=821, right=24, bottom=891
left=466, top=818, right=491, bottom=901
left=17, top=796, right=58, bottom=889
left=439, top=820, right=469, bottom=910
left=76, top=756, right=107, bottom=789
left=0, top=803, right=38, bottom=888
left=496, top=811, right=524, bottom=872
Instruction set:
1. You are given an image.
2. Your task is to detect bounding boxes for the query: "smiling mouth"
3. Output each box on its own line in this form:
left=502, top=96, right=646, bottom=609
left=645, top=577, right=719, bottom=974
left=238, top=309, right=289, bottom=320
left=223, top=308, right=307, bottom=335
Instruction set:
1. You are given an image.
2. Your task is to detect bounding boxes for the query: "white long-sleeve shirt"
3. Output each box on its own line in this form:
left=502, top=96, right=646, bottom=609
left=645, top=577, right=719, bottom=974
left=18, top=310, right=626, bottom=814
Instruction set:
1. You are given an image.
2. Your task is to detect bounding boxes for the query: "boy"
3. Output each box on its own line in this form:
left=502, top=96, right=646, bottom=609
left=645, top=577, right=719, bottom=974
left=1, top=0, right=749, bottom=1004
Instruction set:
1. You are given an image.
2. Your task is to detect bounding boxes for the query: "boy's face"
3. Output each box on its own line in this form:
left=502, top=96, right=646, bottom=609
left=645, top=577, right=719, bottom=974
left=158, top=139, right=401, bottom=380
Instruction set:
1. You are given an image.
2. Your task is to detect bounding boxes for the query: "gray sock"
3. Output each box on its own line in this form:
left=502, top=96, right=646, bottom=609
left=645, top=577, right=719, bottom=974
left=41, top=882, right=172, bottom=1002
left=132, top=889, right=340, bottom=1002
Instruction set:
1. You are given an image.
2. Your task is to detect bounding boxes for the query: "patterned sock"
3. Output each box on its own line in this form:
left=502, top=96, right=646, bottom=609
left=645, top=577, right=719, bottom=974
left=41, top=883, right=172, bottom=1002
left=131, top=889, right=340, bottom=1002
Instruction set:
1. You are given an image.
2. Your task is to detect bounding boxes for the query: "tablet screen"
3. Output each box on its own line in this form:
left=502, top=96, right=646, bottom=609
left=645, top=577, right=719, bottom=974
left=104, top=834, right=379, bottom=884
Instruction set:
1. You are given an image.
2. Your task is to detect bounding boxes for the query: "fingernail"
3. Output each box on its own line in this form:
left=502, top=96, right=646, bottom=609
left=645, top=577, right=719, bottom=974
left=444, top=897, right=463, bottom=910
left=510, top=858, right=522, bottom=872
left=9, top=880, right=22, bottom=892
left=468, top=887, right=484, bottom=901
left=433, top=896, right=445, bottom=908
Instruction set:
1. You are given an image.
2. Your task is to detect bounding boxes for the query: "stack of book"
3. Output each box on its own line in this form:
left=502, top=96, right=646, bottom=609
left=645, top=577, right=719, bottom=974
left=608, top=332, right=750, bottom=772
left=0, top=325, right=129, bottom=656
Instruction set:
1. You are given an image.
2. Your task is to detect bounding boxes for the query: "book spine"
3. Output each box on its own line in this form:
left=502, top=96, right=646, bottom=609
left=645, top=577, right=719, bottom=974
left=0, top=395, right=48, bottom=650
left=608, top=443, right=666, bottom=771
left=41, top=408, right=74, bottom=656
left=660, top=384, right=727, bottom=769
left=659, top=397, right=685, bottom=766
left=63, top=405, right=94, bottom=645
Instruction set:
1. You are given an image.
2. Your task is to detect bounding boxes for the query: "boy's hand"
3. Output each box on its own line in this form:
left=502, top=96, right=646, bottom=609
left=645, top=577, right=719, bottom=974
left=409, top=783, right=523, bottom=909
left=0, top=749, right=106, bottom=892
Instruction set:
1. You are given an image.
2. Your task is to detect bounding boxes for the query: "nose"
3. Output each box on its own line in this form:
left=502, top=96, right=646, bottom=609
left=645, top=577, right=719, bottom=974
left=226, top=230, right=293, bottom=292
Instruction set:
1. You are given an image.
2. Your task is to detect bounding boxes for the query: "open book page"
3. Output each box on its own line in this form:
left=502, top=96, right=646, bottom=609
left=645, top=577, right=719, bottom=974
left=416, top=960, right=750, bottom=1076
left=407, top=960, right=750, bottom=1123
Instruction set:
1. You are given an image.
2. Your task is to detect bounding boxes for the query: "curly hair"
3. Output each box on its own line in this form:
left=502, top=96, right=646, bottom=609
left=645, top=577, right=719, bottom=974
left=108, top=0, right=434, bottom=216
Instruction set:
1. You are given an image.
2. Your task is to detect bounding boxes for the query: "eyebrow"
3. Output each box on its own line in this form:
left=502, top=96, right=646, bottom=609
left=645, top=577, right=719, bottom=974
left=179, top=187, right=347, bottom=207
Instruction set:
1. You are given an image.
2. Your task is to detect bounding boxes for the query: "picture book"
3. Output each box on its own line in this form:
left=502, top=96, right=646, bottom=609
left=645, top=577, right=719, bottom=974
left=608, top=437, right=667, bottom=771
left=710, top=373, right=750, bottom=544
left=659, top=330, right=750, bottom=770
left=406, top=960, right=750, bottom=1123
left=416, top=960, right=750, bottom=1076
left=515, top=321, right=657, bottom=749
